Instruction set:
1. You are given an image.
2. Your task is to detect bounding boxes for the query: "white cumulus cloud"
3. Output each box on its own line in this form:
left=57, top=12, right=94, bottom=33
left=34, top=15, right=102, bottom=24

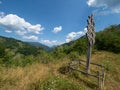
left=52, top=26, right=62, bottom=33
left=0, top=14, right=44, bottom=35
left=84, top=27, right=87, bottom=33
left=87, top=0, right=120, bottom=15
left=66, top=31, right=85, bottom=43
left=41, top=39, right=57, bottom=45
left=87, top=0, right=96, bottom=6
left=5, top=30, right=12, bottom=33
left=22, top=35, right=38, bottom=40
left=15, top=30, right=27, bottom=36
left=40, top=39, right=63, bottom=46
left=28, top=24, right=43, bottom=34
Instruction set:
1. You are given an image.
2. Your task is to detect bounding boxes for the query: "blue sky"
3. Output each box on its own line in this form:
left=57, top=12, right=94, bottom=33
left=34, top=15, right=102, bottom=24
left=0, top=0, right=120, bottom=46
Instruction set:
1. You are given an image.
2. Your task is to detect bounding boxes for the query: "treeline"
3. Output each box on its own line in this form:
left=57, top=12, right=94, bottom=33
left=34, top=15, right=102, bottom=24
left=95, top=25, right=120, bottom=53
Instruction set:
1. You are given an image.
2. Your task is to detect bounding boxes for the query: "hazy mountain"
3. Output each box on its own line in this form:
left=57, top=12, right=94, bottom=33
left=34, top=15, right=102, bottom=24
left=0, top=36, right=44, bottom=56
left=27, top=42, right=51, bottom=51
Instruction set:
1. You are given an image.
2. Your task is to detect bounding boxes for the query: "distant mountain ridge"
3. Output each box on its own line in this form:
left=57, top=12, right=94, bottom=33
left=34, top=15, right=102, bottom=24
left=0, top=36, right=46, bottom=56
left=27, top=42, right=51, bottom=51
left=0, top=36, right=50, bottom=50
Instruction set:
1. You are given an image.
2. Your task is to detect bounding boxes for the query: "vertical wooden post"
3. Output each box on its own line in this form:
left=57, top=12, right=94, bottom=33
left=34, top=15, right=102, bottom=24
left=86, top=45, right=92, bottom=73
left=102, top=66, right=105, bottom=88
left=97, top=71, right=101, bottom=88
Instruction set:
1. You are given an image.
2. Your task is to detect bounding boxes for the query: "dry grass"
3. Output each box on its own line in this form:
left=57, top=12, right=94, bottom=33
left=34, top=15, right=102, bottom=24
left=0, top=64, right=50, bottom=90
left=78, top=51, right=120, bottom=90
left=0, top=59, right=69, bottom=90
left=0, top=51, right=120, bottom=90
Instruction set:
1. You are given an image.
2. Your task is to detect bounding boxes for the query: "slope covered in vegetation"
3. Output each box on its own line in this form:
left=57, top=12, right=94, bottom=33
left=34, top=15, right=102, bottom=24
left=0, top=36, right=44, bottom=55
left=0, top=36, right=51, bottom=67
left=53, top=25, right=120, bottom=56
left=95, top=25, right=120, bottom=53
left=0, top=25, right=120, bottom=90
left=0, top=51, right=120, bottom=90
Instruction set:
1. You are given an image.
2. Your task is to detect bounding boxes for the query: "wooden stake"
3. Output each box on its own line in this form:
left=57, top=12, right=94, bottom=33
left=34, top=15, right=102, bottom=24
left=86, top=45, right=92, bottom=73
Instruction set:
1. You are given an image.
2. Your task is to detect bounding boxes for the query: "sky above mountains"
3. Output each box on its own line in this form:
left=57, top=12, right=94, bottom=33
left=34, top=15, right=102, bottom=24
left=0, top=0, right=120, bottom=46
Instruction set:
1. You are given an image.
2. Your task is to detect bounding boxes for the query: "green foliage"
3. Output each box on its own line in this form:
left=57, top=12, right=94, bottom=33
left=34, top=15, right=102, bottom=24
left=0, top=45, right=6, bottom=58
left=69, top=71, right=81, bottom=80
left=54, top=25, right=120, bottom=56
left=58, top=64, right=69, bottom=74
left=53, top=36, right=88, bottom=56
left=1, top=54, right=34, bottom=67
left=68, top=51, right=80, bottom=61
left=0, top=36, right=21, bottom=49
left=8, top=55, right=34, bottom=67
left=0, top=24, right=120, bottom=68
left=32, top=76, right=80, bottom=90
left=95, top=25, right=120, bottom=53
left=17, top=45, right=40, bottom=56
left=51, top=47, right=67, bottom=60
left=34, top=50, right=54, bottom=64
left=0, top=36, right=50, bottom=67
left=0, top=36, right=45, bottom=56
left=69, top=37, right=88, bottom=55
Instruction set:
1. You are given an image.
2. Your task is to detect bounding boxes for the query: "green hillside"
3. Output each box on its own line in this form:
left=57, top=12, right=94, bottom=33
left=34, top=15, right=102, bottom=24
left=0, top=25, right=120, bottom=90
left=0, top=36, right=50, bottom=67
left=53, top=25, right=120, bottom=56
left=0, top=36, right=44, bottom=55
left=95, top=25, right=120, bottom=53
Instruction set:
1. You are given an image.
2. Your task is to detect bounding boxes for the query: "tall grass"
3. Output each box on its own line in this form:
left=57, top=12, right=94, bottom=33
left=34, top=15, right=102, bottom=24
left=0, top=51, right=120, bottom=90
left=0, top=64, right=50, bottom=90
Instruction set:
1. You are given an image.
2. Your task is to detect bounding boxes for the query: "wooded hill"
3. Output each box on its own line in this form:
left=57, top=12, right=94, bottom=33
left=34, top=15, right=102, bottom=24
left=0, top=36, right=45, bottom=56
left=0, top=36, right=49, bottom=67
left=53, top=25, right=120, bottom=56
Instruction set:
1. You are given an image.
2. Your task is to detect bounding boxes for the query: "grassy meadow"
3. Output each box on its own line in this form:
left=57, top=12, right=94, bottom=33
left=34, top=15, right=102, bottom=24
left=0, top=51, right=120, bottom=90
left=0, top=25, right=120, bottom=90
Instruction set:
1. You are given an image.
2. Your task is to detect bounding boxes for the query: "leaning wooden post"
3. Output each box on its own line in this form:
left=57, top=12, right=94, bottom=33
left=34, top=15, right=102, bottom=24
left=86, top=14, right=96, bottom=73
left=97, top=71, right=101, bottom=88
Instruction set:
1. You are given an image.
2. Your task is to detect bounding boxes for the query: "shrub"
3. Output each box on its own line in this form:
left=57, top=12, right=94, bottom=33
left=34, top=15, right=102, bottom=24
left=58, top=64, right=69, bottom=74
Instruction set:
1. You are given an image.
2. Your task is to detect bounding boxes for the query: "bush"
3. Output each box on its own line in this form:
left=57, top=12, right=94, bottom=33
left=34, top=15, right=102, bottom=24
left=2, top=54, right=34, bottom=67
left=58, top=64, right=69, bottom=74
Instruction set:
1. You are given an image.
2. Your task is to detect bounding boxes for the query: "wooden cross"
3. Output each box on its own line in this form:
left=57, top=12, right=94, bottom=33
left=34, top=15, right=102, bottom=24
left=86, top=14, right=96, bottom=73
